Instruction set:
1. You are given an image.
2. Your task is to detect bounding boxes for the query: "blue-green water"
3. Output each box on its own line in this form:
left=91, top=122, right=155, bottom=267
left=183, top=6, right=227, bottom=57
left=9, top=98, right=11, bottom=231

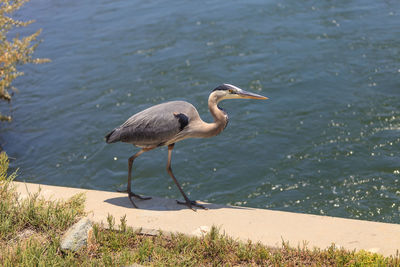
left=3, top=0, right=399, bottom=223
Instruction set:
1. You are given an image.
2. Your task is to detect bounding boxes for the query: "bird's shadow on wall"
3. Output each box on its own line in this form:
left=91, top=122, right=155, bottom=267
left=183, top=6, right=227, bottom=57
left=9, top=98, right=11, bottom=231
left=104, top=195, right=250, bottom=211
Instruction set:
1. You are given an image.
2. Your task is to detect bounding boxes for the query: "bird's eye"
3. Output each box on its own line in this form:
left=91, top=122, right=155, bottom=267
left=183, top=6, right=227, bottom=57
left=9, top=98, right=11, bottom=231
left=228, top=89, right=234, bottom=94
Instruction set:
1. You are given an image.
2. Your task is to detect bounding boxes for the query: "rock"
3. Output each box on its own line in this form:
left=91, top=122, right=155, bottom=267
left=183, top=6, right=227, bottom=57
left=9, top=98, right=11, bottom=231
left=192, top=225, right=210, bottom=237
left=60, top=217, right=93, bottom=252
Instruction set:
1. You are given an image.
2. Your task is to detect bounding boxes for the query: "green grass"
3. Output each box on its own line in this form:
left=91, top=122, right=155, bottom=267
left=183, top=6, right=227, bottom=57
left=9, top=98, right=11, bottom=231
left=0, top=152, right=399, bottom=266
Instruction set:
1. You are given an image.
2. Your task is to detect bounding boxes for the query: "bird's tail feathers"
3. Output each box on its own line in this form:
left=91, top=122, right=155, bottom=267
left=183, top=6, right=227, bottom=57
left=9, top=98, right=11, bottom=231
left=105, top=129, right=120, bottom=143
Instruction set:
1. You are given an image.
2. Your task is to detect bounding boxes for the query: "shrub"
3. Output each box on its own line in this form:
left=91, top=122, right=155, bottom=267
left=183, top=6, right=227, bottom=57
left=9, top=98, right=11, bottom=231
left=0, top=0, right=50, bottom=121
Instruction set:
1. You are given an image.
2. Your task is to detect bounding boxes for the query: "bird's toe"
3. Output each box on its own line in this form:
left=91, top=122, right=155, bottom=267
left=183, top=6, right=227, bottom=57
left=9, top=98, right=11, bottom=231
left=128, top=192, right=152, bottom=200
left=176, top=199, right=207, bottom=211
left=128, top=195, right=138, bottom=208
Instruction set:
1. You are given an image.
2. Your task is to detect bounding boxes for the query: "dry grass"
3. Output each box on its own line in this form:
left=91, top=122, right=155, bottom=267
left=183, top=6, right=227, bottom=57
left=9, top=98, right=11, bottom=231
left=0, top=151, right=399, bottom=266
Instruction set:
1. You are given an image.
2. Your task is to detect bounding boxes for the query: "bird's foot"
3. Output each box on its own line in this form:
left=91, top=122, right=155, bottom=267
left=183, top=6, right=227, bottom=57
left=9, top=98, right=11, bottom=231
left=117, top=189, right=152, bottom=200
left=118, top=189, right=152, bottom=208
left=127, top=192, right=152, bottom=209
left=128, top=194, right=138, bottom=208
left=176, top=199, right=208, bottom=211
left=128, top=191, right=152, bottom=200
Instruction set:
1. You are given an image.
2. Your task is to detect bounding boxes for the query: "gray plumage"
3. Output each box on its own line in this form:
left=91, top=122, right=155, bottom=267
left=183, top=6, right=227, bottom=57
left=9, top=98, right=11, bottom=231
left=105, top=84, right=267, bottom=210
left=105, top=101, right=198, bottom=147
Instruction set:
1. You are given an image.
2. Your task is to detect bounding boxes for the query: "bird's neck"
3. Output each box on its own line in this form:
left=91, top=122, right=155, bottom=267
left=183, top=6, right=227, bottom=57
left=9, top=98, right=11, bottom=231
left=188, top=93, right=228, bottom=139
left=201, top=93, right=228, bottom=137
left=209, top=96, right=228, bottom=123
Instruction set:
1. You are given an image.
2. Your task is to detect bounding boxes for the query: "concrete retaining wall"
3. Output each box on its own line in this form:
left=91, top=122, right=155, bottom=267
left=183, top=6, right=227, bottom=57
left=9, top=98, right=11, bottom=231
left=14, top=181, right=400, bottom=257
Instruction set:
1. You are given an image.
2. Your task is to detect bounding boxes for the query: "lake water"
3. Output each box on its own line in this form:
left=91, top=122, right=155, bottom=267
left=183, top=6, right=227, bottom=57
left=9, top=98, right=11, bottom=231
left=3, top=0, right=399, bottom=223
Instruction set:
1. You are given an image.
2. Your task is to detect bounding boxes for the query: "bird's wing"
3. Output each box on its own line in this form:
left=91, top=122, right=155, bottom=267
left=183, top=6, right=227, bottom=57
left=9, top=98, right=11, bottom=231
left=114, top=101, right=195, bottom=146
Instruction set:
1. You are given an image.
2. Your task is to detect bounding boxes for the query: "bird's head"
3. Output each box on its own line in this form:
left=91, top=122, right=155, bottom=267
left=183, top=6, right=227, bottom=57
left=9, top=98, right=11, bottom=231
left=211, top=84, right=268, bottom=102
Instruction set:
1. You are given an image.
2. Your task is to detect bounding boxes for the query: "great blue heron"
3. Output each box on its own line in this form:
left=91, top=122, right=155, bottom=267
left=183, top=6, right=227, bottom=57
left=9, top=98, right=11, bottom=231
left=105, top=84, right=267, bottom=210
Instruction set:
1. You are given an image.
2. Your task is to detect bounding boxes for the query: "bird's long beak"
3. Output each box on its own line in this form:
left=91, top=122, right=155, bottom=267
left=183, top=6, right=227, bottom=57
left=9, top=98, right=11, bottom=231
left=238, top=89, right=268, bottom=100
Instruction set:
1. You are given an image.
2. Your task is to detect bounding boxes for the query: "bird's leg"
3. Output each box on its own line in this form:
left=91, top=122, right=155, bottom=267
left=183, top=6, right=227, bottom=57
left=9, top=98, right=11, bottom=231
left=118, top=147, right=153, bottom=208
left=166, top=144, right=207, bottom=211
